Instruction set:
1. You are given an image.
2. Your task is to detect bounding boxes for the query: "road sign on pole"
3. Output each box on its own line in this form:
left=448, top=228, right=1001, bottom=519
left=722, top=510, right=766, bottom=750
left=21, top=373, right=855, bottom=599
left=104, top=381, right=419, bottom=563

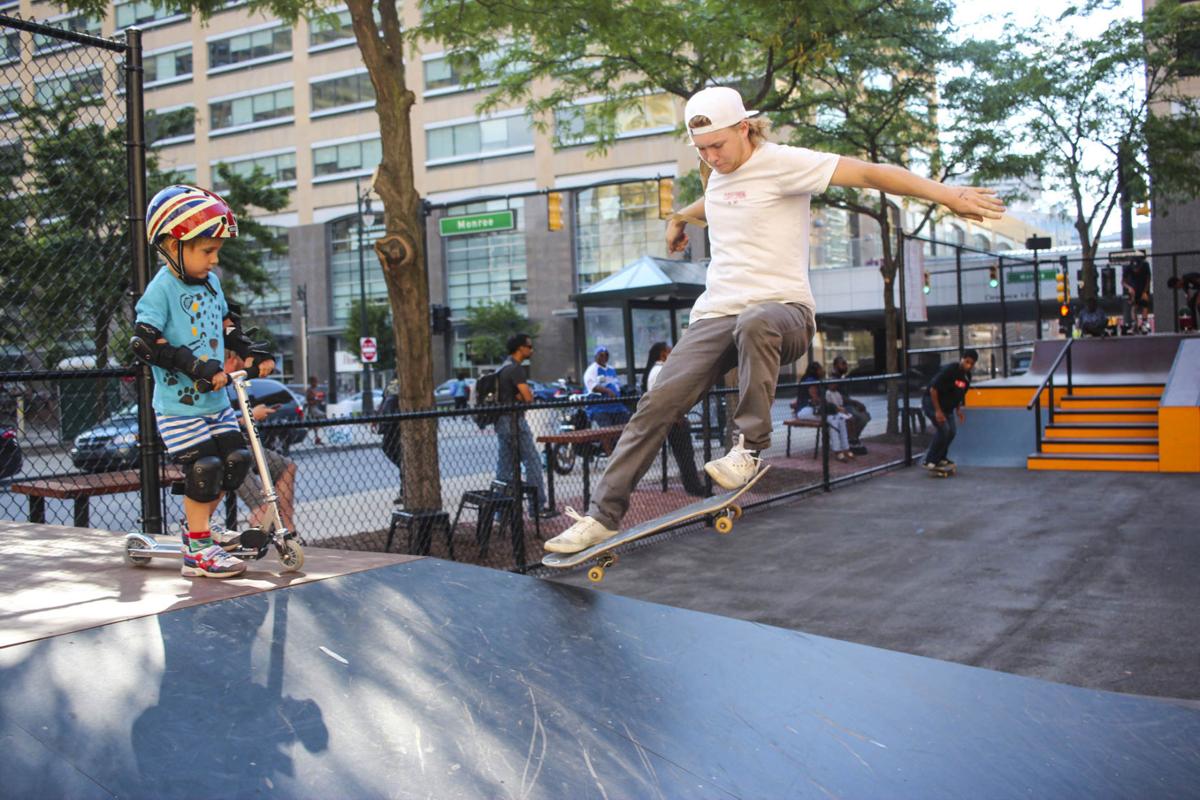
left=360, top=336, right=378, bottom=364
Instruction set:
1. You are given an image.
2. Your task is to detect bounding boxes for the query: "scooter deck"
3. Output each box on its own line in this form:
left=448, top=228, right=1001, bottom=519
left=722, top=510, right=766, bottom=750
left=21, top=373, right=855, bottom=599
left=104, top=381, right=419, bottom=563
left=542, top=466, right=770, bottom=573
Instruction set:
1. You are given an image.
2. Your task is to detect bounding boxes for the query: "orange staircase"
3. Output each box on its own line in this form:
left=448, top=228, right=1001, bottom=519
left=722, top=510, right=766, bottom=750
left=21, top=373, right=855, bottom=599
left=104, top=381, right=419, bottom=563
left=1027, top=384, right=1163, bottom=472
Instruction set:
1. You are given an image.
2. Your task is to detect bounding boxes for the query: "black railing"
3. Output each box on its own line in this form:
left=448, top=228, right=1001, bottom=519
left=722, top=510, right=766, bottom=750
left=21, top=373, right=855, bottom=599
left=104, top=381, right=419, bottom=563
left=1026, top=339, right=1076, bottom=452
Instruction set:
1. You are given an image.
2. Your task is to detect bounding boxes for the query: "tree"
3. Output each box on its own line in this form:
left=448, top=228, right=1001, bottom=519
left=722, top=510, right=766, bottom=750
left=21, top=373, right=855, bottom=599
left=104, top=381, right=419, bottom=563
left=964, top=0, right=1200, bottom=297
left=463, top=302, right=539, bottom=366
left=60, top=0, right=442, bottom=509
left=341, top=298, right=397, bottom=371
left=420, top=0, right=1020, bottom=433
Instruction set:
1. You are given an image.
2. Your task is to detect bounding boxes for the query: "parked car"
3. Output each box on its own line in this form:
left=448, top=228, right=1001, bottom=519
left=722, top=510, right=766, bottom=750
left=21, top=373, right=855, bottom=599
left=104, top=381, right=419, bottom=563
left=69, top=378, right=307, bottom=472
left=527, top=380, right=561, bottom=402
left=434, top=378, right=476, bottom=406
left=326, top=388, right=385, bottom=418
left=1009, top=348, right=1034, bottom=376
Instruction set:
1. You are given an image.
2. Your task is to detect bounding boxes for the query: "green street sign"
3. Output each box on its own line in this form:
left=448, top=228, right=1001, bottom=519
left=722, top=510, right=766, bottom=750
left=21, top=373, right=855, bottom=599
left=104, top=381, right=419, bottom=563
left=438, top=210, right=516, bottom=237
left=1007, top=268, right=1058, bottom=283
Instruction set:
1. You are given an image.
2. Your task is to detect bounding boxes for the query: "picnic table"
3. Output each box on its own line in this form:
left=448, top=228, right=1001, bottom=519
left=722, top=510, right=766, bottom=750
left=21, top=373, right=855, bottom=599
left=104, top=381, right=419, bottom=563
left=535, top=425, right=672, bottom=510
left=11, top=466, right=184, bottom=528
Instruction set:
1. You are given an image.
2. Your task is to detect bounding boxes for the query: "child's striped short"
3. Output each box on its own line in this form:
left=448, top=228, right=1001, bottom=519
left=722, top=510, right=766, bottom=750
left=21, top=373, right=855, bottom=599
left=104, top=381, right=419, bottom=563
left=156, top=407, right=240, bottom=455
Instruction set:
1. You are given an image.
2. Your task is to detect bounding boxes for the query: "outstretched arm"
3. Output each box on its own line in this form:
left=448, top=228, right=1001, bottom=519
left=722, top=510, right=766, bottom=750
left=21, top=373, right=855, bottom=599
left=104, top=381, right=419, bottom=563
left=829, top=157, right=1005, bottom=222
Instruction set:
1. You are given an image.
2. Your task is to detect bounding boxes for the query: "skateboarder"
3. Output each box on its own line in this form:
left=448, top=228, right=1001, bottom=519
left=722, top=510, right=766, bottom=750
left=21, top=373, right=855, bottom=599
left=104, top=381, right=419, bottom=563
left=921, top=350, right=978, bottom=473
left=544, top=86, right=1004, bottom=554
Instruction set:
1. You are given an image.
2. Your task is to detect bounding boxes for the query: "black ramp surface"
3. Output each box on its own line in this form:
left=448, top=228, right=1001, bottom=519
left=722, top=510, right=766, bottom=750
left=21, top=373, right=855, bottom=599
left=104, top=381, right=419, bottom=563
left=1, top=559, right=1198, bottom=799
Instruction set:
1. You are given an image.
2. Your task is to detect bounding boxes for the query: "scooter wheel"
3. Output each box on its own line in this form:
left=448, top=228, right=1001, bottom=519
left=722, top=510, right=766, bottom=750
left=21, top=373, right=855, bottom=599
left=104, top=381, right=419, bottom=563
left=124, top=536, right=152, bottom=567
left=279, top=539, right=304, bottom=573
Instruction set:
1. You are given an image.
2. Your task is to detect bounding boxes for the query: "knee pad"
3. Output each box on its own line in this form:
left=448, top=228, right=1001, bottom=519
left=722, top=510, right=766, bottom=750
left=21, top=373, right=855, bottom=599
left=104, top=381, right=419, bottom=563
left=184, top=456, right=223, bottom=503
left=212, top=430, right=252, bottom=490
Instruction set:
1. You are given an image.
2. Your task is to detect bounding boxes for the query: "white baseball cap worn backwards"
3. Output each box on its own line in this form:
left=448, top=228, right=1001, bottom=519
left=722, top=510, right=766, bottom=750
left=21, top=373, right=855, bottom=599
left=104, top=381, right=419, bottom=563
left=684, top=86, right=758, bottom=141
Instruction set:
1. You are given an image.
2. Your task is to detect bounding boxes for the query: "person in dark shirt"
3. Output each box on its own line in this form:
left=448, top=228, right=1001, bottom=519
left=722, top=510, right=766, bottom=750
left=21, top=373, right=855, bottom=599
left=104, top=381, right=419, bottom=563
left=1077, top=296, right=1108, bottom=337
left=921, top=349, right=977, bottom=470
left=1122, top=260, right=1152, bottom=332
left=494, top=333, right=555, bottom=518
left=1167, top=272, right=1200, bottom=331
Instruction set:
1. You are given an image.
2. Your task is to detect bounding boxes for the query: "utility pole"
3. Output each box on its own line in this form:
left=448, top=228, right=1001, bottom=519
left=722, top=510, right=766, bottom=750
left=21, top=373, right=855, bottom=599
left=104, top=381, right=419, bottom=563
left=296, top=283, right=308, bottom=384
left=356, top=176, right=375, bottom=413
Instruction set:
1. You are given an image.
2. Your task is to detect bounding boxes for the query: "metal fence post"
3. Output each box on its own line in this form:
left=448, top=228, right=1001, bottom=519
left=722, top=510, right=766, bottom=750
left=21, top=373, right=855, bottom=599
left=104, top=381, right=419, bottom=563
left=821, top=380, right=831, bottom=492
left=999, top=255, right=1009, bottom=377
left=897, top=233, right=912, bottom=466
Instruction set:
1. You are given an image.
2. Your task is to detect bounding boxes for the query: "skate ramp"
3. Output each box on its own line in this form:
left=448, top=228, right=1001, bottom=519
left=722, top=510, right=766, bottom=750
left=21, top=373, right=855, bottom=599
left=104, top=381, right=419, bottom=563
left=2, top=555, right=1198, bottom=798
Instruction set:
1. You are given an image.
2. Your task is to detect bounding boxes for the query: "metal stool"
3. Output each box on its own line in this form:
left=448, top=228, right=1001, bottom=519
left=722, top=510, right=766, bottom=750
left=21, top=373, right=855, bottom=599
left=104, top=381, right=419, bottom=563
left=449, top=487, right=516, bottom=560
left=386, top=509, right=451, bottom=555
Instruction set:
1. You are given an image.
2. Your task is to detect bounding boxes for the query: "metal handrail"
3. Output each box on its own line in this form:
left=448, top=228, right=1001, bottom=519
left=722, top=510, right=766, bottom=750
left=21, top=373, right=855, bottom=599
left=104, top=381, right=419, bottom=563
left=1025, top=339, right=1076, bottom=452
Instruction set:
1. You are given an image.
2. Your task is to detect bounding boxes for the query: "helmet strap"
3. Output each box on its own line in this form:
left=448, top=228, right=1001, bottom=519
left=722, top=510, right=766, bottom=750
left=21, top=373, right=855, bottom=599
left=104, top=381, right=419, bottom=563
left=158, top=239, right=215, bottom=291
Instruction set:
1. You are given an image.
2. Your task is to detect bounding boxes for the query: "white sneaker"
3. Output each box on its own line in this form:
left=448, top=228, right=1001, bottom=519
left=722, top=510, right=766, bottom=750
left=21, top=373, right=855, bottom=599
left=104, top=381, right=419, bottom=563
left=704, top=434, right=761, bottom=490
left=543, top=507, right=617, bottom=554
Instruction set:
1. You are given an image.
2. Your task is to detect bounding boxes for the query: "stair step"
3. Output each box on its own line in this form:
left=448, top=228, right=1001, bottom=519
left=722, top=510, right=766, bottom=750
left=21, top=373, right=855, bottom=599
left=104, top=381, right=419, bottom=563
left=1052, top=409, right=1158, bottom=423
left=1027, top=452, right=1159, bottom=473
left=1058, top=395, right=1160, bottom=410
left=1064, top=385, right=1164, bottom=397
left=1042, top=438, right=1158, bottom=455
left=1045, top=423, right=1157, bottom=439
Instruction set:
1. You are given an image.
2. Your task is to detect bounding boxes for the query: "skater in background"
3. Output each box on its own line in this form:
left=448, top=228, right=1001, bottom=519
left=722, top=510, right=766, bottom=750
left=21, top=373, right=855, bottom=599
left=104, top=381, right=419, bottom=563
left=1122, top=259, right=1152, bottom=332
left=132, top=184, right=275, bottom=578
left=545, top=85, right=1002, bottom=554
left=922, top=350, right=977, bottom=471
left=644, top=342, right=705, bottom=496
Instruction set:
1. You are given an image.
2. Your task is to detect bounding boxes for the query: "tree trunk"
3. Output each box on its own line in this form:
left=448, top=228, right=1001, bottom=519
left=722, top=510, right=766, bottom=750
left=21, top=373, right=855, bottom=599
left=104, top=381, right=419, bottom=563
left=878, top=207, right=899, bottom=436
left=349, top=0, right=441, bottom=511
left=1075, top=218, right=1099, bottom=301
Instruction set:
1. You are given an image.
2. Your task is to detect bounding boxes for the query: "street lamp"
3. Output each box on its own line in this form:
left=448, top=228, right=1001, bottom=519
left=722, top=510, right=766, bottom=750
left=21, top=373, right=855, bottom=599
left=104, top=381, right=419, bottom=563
left=356, top=176, right=375, bottom=413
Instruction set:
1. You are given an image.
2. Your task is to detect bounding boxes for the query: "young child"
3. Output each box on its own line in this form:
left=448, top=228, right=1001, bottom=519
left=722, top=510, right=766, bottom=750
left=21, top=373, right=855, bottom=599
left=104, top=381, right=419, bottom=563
left=132, top=184, right=275, bottom=578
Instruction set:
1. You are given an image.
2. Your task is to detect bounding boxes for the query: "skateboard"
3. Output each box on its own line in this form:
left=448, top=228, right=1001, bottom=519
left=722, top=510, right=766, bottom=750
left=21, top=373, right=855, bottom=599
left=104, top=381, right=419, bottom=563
left=542, top=465, right=771, bottom=582
left=929, top=463, right=956, bottom=478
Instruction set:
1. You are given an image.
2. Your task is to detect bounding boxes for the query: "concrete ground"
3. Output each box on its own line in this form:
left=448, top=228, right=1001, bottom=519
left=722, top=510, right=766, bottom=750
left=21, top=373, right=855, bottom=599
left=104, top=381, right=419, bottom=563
left=551, top=466, right=1200, bottom=704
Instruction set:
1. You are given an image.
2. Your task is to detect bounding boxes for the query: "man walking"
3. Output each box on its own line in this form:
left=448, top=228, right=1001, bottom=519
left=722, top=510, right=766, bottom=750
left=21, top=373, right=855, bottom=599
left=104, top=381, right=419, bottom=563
left=495, top=333, right=556, bottom=518
left=544, top=85, right=1003, bottom=554
left=921, top=350, right=977, bottom=471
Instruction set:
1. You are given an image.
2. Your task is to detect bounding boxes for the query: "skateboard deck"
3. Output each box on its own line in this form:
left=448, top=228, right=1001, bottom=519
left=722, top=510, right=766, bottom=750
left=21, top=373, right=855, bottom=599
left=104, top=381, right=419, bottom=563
left=542, top=465, right=771, bottom=581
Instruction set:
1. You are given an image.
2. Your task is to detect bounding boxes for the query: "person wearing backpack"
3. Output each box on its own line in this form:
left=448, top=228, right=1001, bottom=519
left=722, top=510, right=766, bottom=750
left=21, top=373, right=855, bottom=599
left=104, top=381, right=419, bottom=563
left=493, top=333, right=557, bottom=519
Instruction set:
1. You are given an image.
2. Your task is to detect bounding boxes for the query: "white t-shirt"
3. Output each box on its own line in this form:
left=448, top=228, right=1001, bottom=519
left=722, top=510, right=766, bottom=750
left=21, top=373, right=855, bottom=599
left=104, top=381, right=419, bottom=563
left=646, top=362, right=665, bottom=391
left=690, top=142, right=840, bottom=322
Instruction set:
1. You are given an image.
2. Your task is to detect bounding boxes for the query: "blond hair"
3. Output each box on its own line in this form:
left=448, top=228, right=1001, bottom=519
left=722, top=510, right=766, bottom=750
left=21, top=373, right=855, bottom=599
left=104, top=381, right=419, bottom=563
left=687, top=115, right=769, bottom=146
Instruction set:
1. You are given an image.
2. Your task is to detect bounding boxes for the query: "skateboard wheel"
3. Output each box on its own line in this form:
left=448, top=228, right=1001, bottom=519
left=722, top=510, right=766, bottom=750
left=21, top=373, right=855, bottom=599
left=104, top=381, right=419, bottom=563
left=587, top=566, right=605, bottom=583
left=714, top=516, right=734, bottom=534
left=279, top=539, right=304, bottom=572
left=729, top=504, right=743, bottom=520
left=124, top=536, right=151, bottom=567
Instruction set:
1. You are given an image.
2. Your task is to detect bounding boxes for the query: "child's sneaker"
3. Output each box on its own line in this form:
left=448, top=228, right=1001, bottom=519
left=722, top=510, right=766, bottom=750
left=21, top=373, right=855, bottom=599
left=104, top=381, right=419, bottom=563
left=704, top=434, right=761, bottom=489
left=543, top=508, right=617, bottom=554
left=208, top=520, right=242, bottom=552
left=181, top=543, right=246, bottom=579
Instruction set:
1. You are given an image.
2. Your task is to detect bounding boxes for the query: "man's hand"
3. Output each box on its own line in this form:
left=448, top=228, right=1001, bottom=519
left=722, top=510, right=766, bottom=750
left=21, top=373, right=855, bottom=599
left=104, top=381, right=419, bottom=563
left=257, top=358, right=276, bottom=378
left=666, top=218, right=688, bottom=254
left=935, top=409, right=947, bottom=425
left=945, top=186, right=1005, bottom=222
left=957, top=408, right=966, bottom=424
left=251, top=403, right=277, bottom=422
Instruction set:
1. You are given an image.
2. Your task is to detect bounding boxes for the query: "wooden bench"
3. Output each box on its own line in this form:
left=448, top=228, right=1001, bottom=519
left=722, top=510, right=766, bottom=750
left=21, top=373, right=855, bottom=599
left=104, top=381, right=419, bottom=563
left=784, top=417, right=825, bottom=459
left=10, top=466, right=183, bottom=528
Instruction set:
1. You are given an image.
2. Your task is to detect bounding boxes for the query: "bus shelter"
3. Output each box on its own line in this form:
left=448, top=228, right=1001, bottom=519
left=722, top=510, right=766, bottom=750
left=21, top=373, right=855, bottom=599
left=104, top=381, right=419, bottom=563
left=571, top=255, right=707, bottom=388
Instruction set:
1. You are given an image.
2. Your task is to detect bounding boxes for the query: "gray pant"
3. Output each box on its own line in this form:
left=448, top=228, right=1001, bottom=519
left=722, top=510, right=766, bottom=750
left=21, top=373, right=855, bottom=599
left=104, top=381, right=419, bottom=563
left=589, top=302, right=814, bottom=528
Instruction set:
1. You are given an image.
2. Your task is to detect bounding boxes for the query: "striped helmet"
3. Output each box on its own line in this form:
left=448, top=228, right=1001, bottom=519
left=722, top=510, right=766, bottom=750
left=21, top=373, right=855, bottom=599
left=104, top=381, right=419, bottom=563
left=146, top=184, right=238, bottom=244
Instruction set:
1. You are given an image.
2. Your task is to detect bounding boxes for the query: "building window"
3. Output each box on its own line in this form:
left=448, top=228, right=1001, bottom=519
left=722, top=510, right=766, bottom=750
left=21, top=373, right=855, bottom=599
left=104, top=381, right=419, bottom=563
left=575, top=181, right=668, bottom=288
left=310, top=70, right=374, bottom=116
left=810, top=207, right=853, bottom=270
left=425, top=112, right=533, bottom=166
left=444, top=198, right=528, bottom=324
left=554, top=94, right=675, bottom=148
left=971, top=233, right=991, bottom=251
left=208, top=24, right=291, bottom=73
left=244, top=226, right=293, bottom=340
left=313, top=135, right=381, bottom=181
left=144, top=45, right=192, bottom=87
left=33, top=67, right=104, bottom=105
left=114, top=0, right=186, bottom=30
left=33, top=14, right=102, bottom=54
left=329, top=215, right=388, bottom=327
left=422, top=50, right=506, bottom=96
left=209, top=86, right=294, bottom=135
left=145, top=106, right=195, bottom=145
left=212, top=150, right=297, bottom=192
left=1180, top=22, right=1200, bottom=77
left=0, top=84, right=20, bottom=118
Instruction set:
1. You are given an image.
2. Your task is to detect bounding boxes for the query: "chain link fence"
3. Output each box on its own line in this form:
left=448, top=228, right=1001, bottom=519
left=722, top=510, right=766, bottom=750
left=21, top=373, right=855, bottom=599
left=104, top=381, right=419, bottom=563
left=0, top=14, right=151, bottom=529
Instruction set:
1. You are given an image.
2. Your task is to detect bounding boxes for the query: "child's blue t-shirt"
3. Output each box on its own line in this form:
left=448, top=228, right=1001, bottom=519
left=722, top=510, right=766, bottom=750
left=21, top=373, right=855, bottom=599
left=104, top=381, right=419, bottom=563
left=135, top=266, right=230, bottom=416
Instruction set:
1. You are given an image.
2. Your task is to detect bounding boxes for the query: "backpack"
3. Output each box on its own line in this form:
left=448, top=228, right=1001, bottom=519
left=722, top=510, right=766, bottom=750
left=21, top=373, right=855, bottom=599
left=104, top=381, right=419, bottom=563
left=473, top=366, right=506, bottom=429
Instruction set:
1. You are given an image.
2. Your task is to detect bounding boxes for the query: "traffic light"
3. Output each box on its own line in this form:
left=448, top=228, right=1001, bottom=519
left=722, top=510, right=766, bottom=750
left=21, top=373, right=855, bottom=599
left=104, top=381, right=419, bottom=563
left=922, top=271, right=931, bottom=294
left=658, top=178, right=674, bottom=219
left=988, top=265, right=999, bottom=289
left=1055, top=271, right=1069, bottom=304
left=1100, top=265, right=1116, bottom=298
left=1059, top=302, right=1074, bottom=335
left=430, top=304, right=451, bottom=335
left=547, top=191, right=563, bottom=231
